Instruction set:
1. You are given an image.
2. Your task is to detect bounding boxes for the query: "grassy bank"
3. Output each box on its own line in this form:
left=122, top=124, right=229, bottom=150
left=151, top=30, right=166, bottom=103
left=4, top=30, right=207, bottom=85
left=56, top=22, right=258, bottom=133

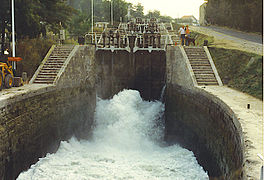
left=209, top=47, right=263, bottom=100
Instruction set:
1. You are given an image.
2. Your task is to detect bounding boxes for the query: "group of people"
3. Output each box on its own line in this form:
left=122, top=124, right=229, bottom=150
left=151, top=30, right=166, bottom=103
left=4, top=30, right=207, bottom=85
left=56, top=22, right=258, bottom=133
left=178, top=25, right=190, bottom=46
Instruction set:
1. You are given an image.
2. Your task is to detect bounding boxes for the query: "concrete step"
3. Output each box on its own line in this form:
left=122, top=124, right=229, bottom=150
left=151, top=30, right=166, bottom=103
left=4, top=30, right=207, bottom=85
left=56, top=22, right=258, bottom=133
left=193, top=70, right=214, bottom=74
left=42, top=65, right=62, bottom=68
left=187, top=55, right=207, bottom=59
left=190, top=61, right=210, bottom=64
left=49, top=56, right=69, bottom=58
left=197, top=82, right=218, bottom=86
left=48, top=58, right=67, bottom=61
left=33, top=81, right=54, bottom=84
left=44, top=62, right=64, bottom=66
left=197, top=78, right=217, bottom=82
left=191, top=65, right=212, bottom=69
left=41, top=68, right=61, bottom=71
left=188, top=58, right=209, bottom=61
left=45, top=61, right=65, bottom=64
left=35, top=76, right=56, bottom=79
left=52, top=51, right=72, bottom=53
left=38, top=73, right=57, bottom=76
left=195, top=74, right=216, bottom=78
left=37, top=73, right=57, bottom=76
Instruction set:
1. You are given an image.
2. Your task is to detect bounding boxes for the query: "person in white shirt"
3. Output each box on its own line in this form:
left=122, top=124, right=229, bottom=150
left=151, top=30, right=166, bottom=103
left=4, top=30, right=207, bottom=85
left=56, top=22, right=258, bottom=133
left=178, top=25, right=186, bottom=46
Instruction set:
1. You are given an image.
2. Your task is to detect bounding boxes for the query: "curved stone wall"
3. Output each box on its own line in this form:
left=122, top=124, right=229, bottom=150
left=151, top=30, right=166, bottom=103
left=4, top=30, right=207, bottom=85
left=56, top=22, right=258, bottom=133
left=165, top=84, right=245, bottom=179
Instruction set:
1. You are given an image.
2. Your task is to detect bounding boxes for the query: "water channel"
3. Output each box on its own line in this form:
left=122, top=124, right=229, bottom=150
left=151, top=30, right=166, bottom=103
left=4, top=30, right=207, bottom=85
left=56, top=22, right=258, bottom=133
left=17, top=90, right=208, bottom=180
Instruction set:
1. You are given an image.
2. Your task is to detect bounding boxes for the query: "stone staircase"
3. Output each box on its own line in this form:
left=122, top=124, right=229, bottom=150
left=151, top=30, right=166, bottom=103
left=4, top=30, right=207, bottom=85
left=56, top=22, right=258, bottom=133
left=184, top=47, right=219, bottom=86
left=33, top=45, right=74, bottom=84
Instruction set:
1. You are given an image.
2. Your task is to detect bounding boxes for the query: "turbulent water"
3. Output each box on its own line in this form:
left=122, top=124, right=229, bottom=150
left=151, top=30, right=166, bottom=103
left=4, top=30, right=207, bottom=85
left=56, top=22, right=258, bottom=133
left=17, top=90, right=208, bottom=180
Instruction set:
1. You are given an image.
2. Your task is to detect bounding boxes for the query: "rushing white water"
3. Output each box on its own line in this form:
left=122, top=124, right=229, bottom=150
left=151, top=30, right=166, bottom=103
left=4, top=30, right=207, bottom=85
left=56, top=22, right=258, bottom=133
left=17, top=89, right=208, bottom=180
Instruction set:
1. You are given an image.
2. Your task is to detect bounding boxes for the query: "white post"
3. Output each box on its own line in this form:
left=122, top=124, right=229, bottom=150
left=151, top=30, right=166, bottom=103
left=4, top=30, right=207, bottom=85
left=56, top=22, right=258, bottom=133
left=11, top=0, right=16, bottom=70
left=91, top=0, right=94, bottom=43
left=111, top=0, right=113, bottom=25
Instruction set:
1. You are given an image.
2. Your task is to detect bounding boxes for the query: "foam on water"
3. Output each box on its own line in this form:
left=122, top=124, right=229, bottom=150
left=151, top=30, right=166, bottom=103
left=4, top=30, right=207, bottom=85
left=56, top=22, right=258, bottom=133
left=17, top=89, right=208, bottom=180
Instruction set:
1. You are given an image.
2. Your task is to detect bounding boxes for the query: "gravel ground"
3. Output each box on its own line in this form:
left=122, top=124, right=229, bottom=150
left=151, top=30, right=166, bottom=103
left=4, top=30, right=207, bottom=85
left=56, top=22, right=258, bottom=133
left=190, top=26, right=263, bottom=56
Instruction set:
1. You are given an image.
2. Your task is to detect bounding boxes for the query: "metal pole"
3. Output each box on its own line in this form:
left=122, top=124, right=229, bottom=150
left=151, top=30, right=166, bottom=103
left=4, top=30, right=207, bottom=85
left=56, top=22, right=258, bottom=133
left=91, top=0, right=94, bottom=43
left=111, top=0, right=113, bottom=25
left=128, top=5, right=130, bottom=21
left=11, top=0, right=16, bottom=70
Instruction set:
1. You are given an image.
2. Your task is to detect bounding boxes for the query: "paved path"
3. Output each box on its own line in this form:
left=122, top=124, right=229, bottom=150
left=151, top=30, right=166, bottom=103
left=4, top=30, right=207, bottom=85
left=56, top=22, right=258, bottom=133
left=202, top=86, right=263, bottom=180
left=201, top=26, right=262, bottom=44
left=190, top=26, right=263, bottom=56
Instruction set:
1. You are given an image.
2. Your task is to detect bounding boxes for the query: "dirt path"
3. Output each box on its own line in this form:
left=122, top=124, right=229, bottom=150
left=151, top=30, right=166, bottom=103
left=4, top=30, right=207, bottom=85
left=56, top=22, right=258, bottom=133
left=202, top=86, right=263, bottom=180
left=190, top=26, right=263, bottom=56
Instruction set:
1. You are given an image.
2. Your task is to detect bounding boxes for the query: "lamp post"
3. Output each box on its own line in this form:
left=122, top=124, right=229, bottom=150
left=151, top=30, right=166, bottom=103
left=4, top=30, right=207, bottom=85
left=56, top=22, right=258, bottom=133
left=111, top=0, right=113, bottom=25
left=91, top=0, right=94, bottom=42
left=11, top=0, right=16, bottom=70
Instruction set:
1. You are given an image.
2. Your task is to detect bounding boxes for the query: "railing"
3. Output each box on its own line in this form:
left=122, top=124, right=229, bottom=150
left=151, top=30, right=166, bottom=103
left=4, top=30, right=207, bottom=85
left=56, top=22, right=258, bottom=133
left=92, top=21, right=176, bottom=53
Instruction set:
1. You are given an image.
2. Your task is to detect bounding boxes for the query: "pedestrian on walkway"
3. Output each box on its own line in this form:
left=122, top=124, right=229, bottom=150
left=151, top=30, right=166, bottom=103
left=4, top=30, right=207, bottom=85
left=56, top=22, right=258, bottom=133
left=185, top=25, right=190, bottom=46
left=178, top=25, right=186, bottom=46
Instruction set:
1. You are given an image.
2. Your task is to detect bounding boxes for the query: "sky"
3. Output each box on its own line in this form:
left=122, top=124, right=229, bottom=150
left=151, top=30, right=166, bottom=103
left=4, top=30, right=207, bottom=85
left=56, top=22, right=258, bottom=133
left=126, top=0, right=206, bottom=20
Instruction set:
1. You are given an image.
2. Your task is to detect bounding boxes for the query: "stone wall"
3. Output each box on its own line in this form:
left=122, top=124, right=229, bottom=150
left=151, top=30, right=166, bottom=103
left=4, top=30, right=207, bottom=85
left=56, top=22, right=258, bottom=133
left=0, top=45, right=96, bottom=180
left=95, top=50, right=166, bottom=100
left=199, top=3, right=207, bottom=26
left=165, top=84, right=245, bottom=179
left=166, top=46, right=194, bottom=88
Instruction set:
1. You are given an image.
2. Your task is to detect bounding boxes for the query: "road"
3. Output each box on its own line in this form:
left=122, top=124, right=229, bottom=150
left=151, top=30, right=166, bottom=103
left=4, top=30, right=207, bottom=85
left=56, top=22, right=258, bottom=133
left=201, top=26, right=262, bottom=44
left=190, top=26, right=263, bottom=56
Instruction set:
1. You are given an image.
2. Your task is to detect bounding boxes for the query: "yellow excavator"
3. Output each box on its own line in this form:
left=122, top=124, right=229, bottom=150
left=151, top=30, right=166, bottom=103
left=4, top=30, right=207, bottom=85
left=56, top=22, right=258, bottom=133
left=0, top=57, right=22, bottom=90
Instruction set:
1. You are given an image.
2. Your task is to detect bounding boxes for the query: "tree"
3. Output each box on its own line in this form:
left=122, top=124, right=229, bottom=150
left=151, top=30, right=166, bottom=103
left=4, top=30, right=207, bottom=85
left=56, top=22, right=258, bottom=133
left=146, top=10, right=161, bottom=19
left=131, top=3, right=144, bottom=18
left=68, top=12, right=91, bottom=36
left=0, top=0, right=11, bottom=54
left=0, top=0, right=75, bottom=39
left=205, top=0, right=262, bottom=33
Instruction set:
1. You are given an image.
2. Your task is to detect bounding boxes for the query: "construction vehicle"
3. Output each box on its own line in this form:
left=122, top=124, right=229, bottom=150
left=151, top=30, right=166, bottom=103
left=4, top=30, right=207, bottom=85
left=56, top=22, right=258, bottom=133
left=0, top=57, right=22, bottom=90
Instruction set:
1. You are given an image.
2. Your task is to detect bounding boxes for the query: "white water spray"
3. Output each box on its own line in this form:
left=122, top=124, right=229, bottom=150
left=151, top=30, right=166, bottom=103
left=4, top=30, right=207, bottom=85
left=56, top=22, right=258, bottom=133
left=17, top=89, right=208, bottom=180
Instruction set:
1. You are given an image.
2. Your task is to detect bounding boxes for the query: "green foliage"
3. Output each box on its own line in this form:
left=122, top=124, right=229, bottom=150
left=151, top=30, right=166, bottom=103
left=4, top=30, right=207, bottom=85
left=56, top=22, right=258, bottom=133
left=209, top=47, right=263, bottom=99
left=68, top=12, right=91, bottom=36
left=205, top=0, right=263, bottom=33
left=130, top=3, right=144, bottom=18
left=146, top=10, right=161, bottom=19
left=16, top=38, right=55, bottom=78
left=0, top=0, right=75, bottom=39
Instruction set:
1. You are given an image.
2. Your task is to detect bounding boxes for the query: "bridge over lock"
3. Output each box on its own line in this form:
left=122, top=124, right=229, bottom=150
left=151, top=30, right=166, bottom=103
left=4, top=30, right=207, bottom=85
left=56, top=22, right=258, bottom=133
left=0, top=18, right=247, bottom=180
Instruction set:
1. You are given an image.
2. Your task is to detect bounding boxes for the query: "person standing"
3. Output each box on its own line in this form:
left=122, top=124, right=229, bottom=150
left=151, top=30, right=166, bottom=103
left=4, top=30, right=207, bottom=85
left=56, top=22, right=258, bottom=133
left=185, top=25, right=190, bottom=46
left=178, top=25, right=186, bottom=46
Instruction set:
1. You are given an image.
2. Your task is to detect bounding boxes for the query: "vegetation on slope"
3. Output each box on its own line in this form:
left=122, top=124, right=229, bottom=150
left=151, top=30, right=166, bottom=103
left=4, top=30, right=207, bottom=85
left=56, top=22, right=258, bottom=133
left=209, top=47, right=263, bottom=100
left=15, top=38, right=55, bottom=80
